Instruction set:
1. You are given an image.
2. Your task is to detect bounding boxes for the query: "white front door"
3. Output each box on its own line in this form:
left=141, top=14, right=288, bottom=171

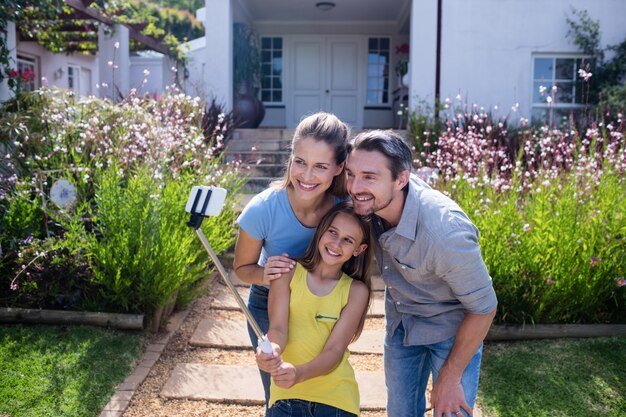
left=287, top=36, right=363, bottom=128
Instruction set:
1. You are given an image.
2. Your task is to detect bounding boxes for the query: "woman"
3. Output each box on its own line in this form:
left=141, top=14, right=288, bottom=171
left=233, top=112, right=349, bottom=413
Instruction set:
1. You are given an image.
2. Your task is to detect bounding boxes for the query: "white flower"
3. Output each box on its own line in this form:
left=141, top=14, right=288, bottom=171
left=114, top=42, right=120, bottom=49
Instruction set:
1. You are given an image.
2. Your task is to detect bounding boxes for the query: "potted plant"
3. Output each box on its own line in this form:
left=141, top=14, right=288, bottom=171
left=233, top=23, right=265, bottom=128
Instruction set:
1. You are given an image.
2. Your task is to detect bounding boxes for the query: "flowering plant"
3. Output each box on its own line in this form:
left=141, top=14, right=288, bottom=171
left=395, top=43, right=409, bottom=77
left=5, top=68, right=35, bottom=96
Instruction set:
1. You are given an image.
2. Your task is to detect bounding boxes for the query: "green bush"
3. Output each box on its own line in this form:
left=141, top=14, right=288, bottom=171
left=62, top=165, right=244, bottom=314
left=0, top=87, right=244, bottom=314
left=418, top=105, right=626, bottom=324
left=448, top=166, right=625, bottom=324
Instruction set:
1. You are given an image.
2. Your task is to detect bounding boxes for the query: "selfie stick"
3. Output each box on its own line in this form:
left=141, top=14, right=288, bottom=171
left=185, top=186, right=274, bottom=354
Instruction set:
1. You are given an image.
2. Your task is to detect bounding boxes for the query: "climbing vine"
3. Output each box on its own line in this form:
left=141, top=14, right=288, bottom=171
left=0, top=0, right=190, bottom=83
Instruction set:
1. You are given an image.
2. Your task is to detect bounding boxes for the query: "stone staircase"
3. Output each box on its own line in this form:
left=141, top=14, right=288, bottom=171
left=224, top=128, right=294, bottom=193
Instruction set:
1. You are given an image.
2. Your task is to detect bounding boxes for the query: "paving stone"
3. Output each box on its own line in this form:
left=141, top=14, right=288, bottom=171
left=110, top=390, right=134, bottom=401
left=117, top=366, right=151, bottom=391
left=161, top=364, right=386, bottom=410
left=190, top=318, right=250, bottom=349
left=161, top=364, right=265, bottom=404
left=142, top=351, right=161, bottom=361
left=165, top=308, right=191, bottom=333
left=190, top=318, right=384, bottom=354
left=349, top=329, right=384, bottom=354
left=138, top=357, right=158, bottom=368
left=99, top=410, right=124, bottom=417
left=210, top=283, right=251, bottom=311
left=103, top=398, right=129, bottom=412
left=145, top=343, right=166, bottom=353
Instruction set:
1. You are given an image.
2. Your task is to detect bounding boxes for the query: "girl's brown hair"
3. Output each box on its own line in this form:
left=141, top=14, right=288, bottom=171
left=272, top=112, right=349, bottom=197
left=299, top=201, right=373, bottom=342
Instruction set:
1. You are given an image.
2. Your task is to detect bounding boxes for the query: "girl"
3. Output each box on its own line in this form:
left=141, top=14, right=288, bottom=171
left=256, top=202, right=373, bottom=417
left=233, top=112, right=350, bottom=412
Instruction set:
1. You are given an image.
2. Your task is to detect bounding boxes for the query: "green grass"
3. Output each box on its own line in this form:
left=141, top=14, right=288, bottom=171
left=478, top=336, right=626, bottom=417
left=0, top=324, right=143, bottom=417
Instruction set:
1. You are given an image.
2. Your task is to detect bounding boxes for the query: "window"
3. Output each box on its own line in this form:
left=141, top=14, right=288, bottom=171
left=531, top=56, right=593, bottom=123
left=16, top=55, right=37, bottom=92
left=68, top=65, right=80, bottom=92
left=260, top=37, right=283, bottom=104
left=367, top=37, right=390, bottom=106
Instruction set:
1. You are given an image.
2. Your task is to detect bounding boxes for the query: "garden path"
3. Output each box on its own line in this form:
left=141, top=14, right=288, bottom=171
left=103, top=269, right=484, bottom=417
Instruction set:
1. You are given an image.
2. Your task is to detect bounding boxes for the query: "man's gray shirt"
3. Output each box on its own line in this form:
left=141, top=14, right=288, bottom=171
left=373, top=175, right=498, bottom=345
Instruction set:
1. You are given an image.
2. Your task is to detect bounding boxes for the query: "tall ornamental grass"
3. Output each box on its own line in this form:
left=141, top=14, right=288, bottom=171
left=413, top=102, right=625, bottom=324
left=0, top=87, right=245, bottom=314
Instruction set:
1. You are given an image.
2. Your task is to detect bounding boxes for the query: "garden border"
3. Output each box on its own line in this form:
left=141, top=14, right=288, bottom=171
left=0, top=307, right=145, bottom=330
left=487, top=324, right=626, bottom=340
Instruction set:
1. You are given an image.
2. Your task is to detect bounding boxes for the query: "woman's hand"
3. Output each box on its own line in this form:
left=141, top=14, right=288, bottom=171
left=263, top=253, right=295, bottom=284
left=255, top=343, right=283, bottom=373
left=270, top=361, right=299, bottom=389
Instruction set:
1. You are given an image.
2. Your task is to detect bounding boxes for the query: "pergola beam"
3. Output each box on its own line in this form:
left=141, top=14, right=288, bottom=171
left=65, top=0, right=170, bottom=55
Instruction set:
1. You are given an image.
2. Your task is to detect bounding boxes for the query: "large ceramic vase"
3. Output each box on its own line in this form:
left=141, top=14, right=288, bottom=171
left=234, top=82, right=265, bottom=128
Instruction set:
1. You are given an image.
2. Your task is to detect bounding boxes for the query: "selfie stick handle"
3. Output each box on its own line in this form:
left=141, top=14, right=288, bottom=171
left=192, top=224, right=274, bottom=354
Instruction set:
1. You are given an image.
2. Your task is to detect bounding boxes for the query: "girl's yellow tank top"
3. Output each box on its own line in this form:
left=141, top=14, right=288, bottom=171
left=269, top=263, right=360, bottom=415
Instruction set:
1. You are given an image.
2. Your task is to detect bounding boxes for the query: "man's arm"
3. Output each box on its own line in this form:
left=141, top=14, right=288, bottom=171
left=430, top=310, right=496, bottom=417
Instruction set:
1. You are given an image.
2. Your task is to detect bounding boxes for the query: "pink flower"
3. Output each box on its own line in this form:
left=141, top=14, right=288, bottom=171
left=590, top=256, right=601, bottom=267
left=395, top=43, right=409, bottom=55
left=546, top=277, right=555, bottom=285
left=578, top=69, right=592, bottom=81
left=615, top=277, right=626, bottom=288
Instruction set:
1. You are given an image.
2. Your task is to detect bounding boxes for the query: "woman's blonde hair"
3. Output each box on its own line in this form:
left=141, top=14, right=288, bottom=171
left=272, top=112, right=349, bottom=198
left=298, top=201, right=373, bottom=342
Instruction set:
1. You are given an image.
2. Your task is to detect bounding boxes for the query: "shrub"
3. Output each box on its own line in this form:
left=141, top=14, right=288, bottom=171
left=0, top=86, right=247, bottom=314
left=416, top=102, right=625, bottom=324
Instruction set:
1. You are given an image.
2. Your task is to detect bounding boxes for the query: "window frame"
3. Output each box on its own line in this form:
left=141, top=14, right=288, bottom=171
left=366, top=36, right=391, bottom=108
left=531, top=54, right=592, bottom=110
left=16, top=54, right=39, bottom=92
left=259, top=35, right=284, bottom=106
left=67, top=64, right=80, bottom=92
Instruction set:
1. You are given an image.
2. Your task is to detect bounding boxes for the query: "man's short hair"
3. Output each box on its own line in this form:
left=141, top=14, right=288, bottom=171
left=348, top=130, right=413, bottom=180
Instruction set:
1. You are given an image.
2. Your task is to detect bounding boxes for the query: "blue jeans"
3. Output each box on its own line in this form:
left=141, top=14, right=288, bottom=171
left=271, top=399, right=357, bottom=417
left=384, top=322, right=482, bottom=417
left=247, top=284, right=271, bottom=416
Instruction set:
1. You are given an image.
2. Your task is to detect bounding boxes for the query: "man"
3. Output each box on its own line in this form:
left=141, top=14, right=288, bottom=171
left=345, top=130, right=497, bottom=417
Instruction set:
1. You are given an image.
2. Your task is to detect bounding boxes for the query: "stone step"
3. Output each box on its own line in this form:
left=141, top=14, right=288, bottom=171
left=232, top=128, right=294, bottom=141
left=190, top=318, right=384, bottom=355
left=243, top=164, right=287, bottom=179
left=211, top=279, right=385, bottom=315
left=226, top=140, right=290, bottom=153
left=161, top=364, right=386, bottom=410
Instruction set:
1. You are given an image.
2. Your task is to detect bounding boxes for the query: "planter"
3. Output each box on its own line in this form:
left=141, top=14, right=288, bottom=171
left=0, top=307, right=144, bottom=330
left=233, top=82, right=265, bottom=128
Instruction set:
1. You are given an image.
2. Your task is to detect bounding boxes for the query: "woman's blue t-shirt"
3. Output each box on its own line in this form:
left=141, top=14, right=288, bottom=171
left=237, top=187, right=316, bottom=267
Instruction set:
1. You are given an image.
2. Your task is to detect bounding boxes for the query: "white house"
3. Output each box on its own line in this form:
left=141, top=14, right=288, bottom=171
left=0, top=4, right=176, bottom=103
left=186, top=0, right=625, bottom=128
left=2, top=0, right=624, bottom=128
